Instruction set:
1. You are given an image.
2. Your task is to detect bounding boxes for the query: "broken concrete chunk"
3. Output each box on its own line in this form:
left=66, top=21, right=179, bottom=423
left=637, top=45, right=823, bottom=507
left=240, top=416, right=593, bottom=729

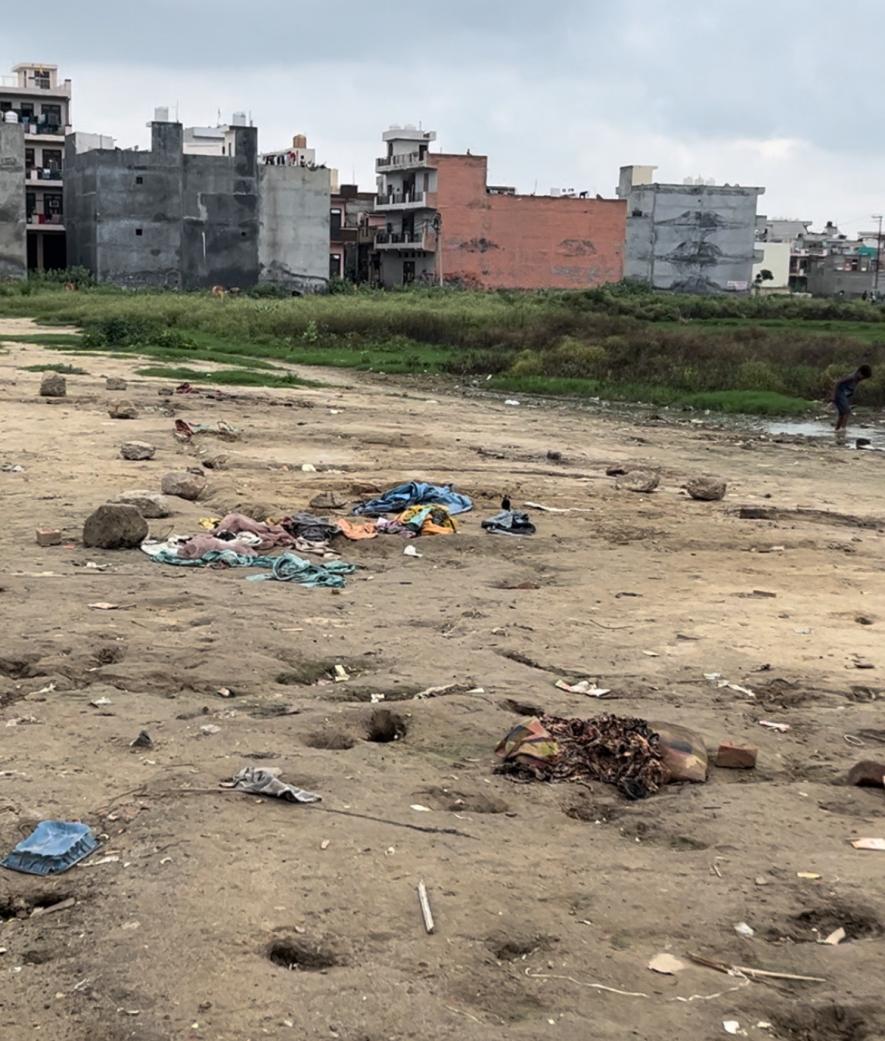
left=685, top=476, right=727, bottom=501
left=120, top=441, right=155, bottom=461
left=109, top=400, right=138, bottom=419
left=39, top=372, right=66, bottom=397
left=160, top=471, right=207, bottom=501
left=35, top=528, right=62, bottom=547
left=106, top=377, right=128, bottom=391
left=716, top=742, right=758, bottom=770
left=82, top=503, right=148, bottom=549
left=616, top=470, right=660, bottom=493
left=109, top=491, right=172, bottom=519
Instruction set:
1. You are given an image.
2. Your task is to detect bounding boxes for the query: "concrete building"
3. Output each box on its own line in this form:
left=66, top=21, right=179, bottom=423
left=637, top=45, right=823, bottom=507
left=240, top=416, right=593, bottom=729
left=183, top=111, right=249, bottom=156
left=330, top=183, right=376, bottom=282
left=0, top=122, right=27, bottom=279
left=617, top=165, right=764, bottom=293
left=374, top=127, right=625, bottom=289
left=806, top=252, right=879, bottom=298
left=65, top=117, right=331, bottom=292
left=0, top=63, right=72, bottom=271
left=752, top=241, right=791, bottom=291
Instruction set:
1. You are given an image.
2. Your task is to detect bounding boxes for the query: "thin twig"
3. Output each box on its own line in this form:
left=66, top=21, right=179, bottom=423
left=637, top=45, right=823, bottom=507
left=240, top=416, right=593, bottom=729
left=687, top=954, right=825, bottom=984
left=417, top=880, right=435, bottom=934
left=524, top=967, right=750, bottom=1003
left=586, top=618, right=633, bottom=631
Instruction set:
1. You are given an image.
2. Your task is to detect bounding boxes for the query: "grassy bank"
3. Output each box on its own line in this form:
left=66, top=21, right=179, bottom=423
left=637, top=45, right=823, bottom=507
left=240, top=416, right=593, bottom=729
left=1, top=281, right=884, bottom=414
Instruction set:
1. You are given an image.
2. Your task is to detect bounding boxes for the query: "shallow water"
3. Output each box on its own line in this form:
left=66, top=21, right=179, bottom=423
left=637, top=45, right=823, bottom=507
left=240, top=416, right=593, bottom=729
left=764, top=418, right=885, bottom=448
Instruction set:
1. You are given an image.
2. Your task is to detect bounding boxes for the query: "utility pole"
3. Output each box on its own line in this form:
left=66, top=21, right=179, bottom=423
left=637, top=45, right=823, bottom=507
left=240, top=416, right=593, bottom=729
left=873, top=214, right=883, bottom=299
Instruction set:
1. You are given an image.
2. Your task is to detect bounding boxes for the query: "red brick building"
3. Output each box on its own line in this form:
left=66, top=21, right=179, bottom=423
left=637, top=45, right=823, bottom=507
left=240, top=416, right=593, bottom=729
left=374, top=127, right=625, bottom=289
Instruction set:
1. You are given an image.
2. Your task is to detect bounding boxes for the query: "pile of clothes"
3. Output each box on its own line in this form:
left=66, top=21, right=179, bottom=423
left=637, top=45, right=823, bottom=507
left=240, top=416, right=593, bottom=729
left=352, top=481, right=473, bottom=518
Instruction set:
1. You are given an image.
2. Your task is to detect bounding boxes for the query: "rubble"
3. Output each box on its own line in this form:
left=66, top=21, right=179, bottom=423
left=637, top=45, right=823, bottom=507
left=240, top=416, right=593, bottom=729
left=685, top=476, right=727, bottom=501
left=39, top=372, right=66, bottom=397
left=121, top=441, right=156, bottom=461
left=109, top=400, right=138, bottom=419
left=161, top=471, right=207, bottom=501
left=82, top=503, right=149, bottom=549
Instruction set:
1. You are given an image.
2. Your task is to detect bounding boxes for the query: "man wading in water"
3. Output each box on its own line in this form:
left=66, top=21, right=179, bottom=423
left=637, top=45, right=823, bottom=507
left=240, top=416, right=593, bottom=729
left=833, top=365, right=872, bottom=435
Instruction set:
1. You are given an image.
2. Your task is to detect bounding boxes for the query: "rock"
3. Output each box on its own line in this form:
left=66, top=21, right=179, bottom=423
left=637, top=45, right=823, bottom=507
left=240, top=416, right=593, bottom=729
left=606, top=464, right=627, bottom=476
left=160, top=471, right=207, bottom=501
left=310, top=490, right=348, bottom=511
left=106, top=377, right=128, bottom=391
left=546, top=450, right=563, bottom=462
left=109, top=400, right=138, bottom=419
left=39, top=372, right=66, bottom=397
left=130, top=729, right=153, bottom=750
left=200, top=455, right=227, bottom=470
left=109, top=491, right=172, bottom=519
left=35, top=528, right=62, bottom=547
left=685, top=477, right=727, bottom=501
left=157, top=387, right=174, bottom=397
left=716, top=742, right=758, bottom=770
left=847, top=760, right=885, bottom=788
left=82, top=503, right=148, bottom=549
left=616, top=470, right=660, bottom=493
left=856, top=438, right=872, bottom=449
left=120, top=441, right=155, bottom=461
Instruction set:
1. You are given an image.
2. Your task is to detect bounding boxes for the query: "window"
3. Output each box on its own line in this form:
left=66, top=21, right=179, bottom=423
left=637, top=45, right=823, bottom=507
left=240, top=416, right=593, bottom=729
left=26, top=192, right=35, bottom=220
left=135, top=176, right=143, bottom=185
left=330, top=253, right=342, bottom=278
left=42, top=148, right=62, bottom=172
left=25, top=148, right=35, bottom=170
left=41, top=104, right=61, bottom=123
left=135, top=228, right=143, bottom=236
left=19, top=103, right=34, bottom=118
left=330, top=208, right=342, bottom=236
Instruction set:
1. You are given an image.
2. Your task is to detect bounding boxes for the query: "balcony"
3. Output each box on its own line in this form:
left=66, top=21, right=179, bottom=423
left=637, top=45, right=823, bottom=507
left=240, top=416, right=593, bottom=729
left=23, top=124, right=71, bottom=138
left=375, top=230, right=437, bottom=252
left=26, top=168, right=63, bottom=184
left=26, top=213, right=64, bottom=230
left=375, top=190, right=430, bottom=210
left=375, top=151, right=434, bottom=173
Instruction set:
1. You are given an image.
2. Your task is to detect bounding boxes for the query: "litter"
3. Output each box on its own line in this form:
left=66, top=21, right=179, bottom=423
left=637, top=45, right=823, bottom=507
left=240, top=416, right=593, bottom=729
left=334, top=665, right=349, bottom=682
left=199, top=724, right=221, bottom=735
left=352, top=481, right=472, bottom=518
left=851, top=837, right=885, bottom=851
left=222, top=765, right=321, bottom=804
left=89, top=697, right=113, bottom=708
left=410, top=804, right=432, bottom=813
left=648, top=953, right=687, bottom=975
left=413, top=682, right=484, bottom=700
left=482, top=509, right=536, bottom=536
left=723, top=1022, right=742, bottom=1035
left=403, top=545, right=422, bottom=558
left=88, top=602, right=120, bottom=611
left=705, top=674, right=756, bottom=698
left=216, top=687, right=234, bottom=699
left=173, top=419, right=239, bottom=441
left=819, top=927, right=846, bottom=945
left=495, top=714, right=668, bottom=799
left=301, top=463, right=317, bottom=472
left=1, top=463, right=25, bottom=473
left=129, top=730, right=153, bottom=749
left=1, top=821, right=98, bottom=876
left=758, top=720, right=790, bottom=733
left=555, top=679, right=611, bottom=698
left=733, top=922, right=754, bottom=938
left=147, top=542, right=356, bottom=588
left=797, top=872, right=822, bottom=879
left=504, top=399, right=520, bottom=406
left=417, top=880, right=435, bottom=934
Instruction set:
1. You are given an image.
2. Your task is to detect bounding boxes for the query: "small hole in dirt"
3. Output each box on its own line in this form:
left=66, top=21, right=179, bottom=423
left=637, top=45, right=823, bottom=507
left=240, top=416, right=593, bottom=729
left=0, top=656, right=39, bottom=680
left=302, top=730, right=355, bottom=750
left=93, top=645, right=125, bottom=665
left=0, top=892, right=73, bottom=921
left=365, top=709, right=407, bottom=743
left=564, top=795, right=622, bottom=823
left=501, top=698, right=543, bottom=717
left=488, top=935, right=554, bottom=961
left=267, top=938, right=341, bottom=971
left=765, top=904, right=884, bottom=944
left=773, top=1004, right=875, bottom=1041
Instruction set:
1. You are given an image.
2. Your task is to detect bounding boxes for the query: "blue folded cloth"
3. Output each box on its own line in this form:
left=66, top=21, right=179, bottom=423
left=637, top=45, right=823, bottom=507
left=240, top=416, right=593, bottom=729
left=353, top=481, right=473, bottom=517
left=1, top=820, right=99, bottom=876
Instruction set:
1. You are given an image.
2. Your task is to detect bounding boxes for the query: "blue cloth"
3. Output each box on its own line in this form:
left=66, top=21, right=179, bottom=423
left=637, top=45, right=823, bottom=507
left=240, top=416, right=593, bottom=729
left=152, top=548, right=355, bottom=588
left=2, top=821, right=98, bottom=876
left=352, top=481, right=472, bottom=517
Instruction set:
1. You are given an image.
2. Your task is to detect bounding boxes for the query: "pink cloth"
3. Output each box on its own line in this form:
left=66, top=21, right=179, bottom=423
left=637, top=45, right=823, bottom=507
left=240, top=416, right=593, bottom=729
left=176, top=533, right=258, bottom=559
left=213, top=512, right=294, bottom=550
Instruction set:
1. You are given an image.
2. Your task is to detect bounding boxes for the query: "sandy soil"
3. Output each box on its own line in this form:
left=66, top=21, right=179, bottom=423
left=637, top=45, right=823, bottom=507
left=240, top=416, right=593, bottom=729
left=1, top=317, right=885, bottom=1041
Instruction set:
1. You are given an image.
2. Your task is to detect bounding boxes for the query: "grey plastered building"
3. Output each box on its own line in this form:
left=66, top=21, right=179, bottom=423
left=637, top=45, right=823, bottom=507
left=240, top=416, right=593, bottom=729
left=0, top=122, right=27, bottom=278
left=617, top=165, right=764, bottom=293
left=65, top=119, right=330, bottom=291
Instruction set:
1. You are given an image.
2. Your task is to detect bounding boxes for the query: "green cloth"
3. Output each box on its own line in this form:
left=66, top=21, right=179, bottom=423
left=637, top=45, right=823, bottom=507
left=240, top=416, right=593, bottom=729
left=151, top=548, right=355, bottom=588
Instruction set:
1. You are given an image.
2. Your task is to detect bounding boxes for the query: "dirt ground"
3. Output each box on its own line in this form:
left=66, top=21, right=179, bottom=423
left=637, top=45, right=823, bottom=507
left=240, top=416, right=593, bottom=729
left=2, top=317, right=885, bottom=1041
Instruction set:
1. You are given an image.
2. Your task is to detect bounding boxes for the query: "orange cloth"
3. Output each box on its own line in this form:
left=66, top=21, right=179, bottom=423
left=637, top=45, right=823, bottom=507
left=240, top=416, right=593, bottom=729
left=337, top=518, right=378, bottom=541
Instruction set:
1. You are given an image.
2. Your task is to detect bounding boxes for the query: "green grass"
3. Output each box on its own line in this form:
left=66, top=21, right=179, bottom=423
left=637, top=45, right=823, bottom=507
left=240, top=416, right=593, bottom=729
left=3, top=282, right=884, bottom=415
left=21, top=362, right=89, bottom=374
left=135, top=365, right=318, bottom=388
left=0, top=333, right=84, bottom=346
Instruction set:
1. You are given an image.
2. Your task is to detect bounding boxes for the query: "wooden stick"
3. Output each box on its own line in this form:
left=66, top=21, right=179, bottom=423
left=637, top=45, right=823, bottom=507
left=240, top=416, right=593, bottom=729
left=417, top=880, right=435, bottom=934
left=688, top=954, right=825, bottom=983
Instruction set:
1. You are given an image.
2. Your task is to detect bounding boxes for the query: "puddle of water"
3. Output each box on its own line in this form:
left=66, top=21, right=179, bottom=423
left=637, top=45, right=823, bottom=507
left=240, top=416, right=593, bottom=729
left=764, top=418, right=885, bottom=448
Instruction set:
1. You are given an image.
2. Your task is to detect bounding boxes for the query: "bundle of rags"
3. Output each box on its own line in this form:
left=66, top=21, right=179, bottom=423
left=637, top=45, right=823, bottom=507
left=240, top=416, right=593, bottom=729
left=495, top=714, right=667, bottom=799
left=214, top=512, right=294, bottom=550
left=352, top=481, right=473, bottom=517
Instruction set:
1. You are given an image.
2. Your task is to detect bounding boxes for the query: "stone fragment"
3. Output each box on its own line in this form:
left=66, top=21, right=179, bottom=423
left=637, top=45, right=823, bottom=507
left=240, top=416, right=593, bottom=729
left=716, top=742, right=758, bottom=770
left=847, top=760, right=885, bottom=788
left=120, top=441, right=155, bottom=461
left=39, top=372, right=66, bottom=397
left=35, top=528, right=62, bottom=547
left=160, top=471, right=206, bottom=501
left=109, top=491, right=172, bottom=519
left=685, top=476, right=727, bottom=501
left=310, top=490, right=348, bottom=511
left=106, top=377, right=128, bottom=391
left=82, top=503, right=148, bottom=549
left=109, top=400, right=138, bottom=419
left=616, top=470, right=660, bottom=493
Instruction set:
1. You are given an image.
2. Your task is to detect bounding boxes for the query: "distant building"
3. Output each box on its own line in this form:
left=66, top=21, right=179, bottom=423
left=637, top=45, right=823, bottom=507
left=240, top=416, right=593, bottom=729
left=752, top=242, right=791, bottom=291
left=806, top=252, right=879, bottom=299
left=0, top=63, right=72, bottom=272
left=374, top=125, right=625, bottom=289
left=330, top=183, right=376, bottom=283
left=65, top=116, right=331, bottom=292
left=618, top=165, right=764, bottom=293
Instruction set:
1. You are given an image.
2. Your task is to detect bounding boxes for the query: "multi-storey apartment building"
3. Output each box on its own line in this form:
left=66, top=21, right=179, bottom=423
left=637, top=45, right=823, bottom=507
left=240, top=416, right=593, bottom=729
left=0, top=63, right=72, bottom=271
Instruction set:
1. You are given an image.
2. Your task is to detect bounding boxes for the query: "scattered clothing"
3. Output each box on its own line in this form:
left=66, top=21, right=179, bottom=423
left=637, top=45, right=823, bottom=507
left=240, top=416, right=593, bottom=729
left=281, top=512, right=340, bottom=543
left=214, top=512, right=294, bottom=550
left=174, top=419, right=240, bottom=442
left=398, top=503, right=458, bottom=536
left=2, top=821, right=98, bottom=875
left=247, top=552, right=355, bottom=587
left=482, top=509, right=536, bottom=536
left=352, top=481, right=473, bottom=517
left=223, top=765, right=321, bottom=803
left=337, top=518, right=379, bottom=540
left=495, top=713, right=668, bottom=799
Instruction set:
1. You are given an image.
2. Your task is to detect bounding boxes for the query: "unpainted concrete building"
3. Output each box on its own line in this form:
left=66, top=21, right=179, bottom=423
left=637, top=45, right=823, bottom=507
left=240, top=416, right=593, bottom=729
left=65, top=119, right=330, bottom=292
left=0, top=122, right=27, bottom=279
left=374, top=126, right=625, bottom=289
left=618, top=165, right=764, bottom=293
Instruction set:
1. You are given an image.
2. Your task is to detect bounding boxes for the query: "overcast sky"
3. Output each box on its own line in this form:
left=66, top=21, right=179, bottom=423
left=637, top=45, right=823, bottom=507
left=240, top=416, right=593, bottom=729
left=3, top=1, right=882, bottom=234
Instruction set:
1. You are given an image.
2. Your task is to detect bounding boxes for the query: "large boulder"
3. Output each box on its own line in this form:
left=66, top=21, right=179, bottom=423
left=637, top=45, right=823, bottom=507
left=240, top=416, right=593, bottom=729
left=685, top=476, right=727, bottom=502
left=120, top=441, right=155, bottom=461
left=40, top=372, right=66, bottom=398
left=616, top=470, right=660, bottom=493
left=106, top=377, right=128, bottom=391
left=109, top=400, right=138, bottom=419
left=161, top=471, right=207, bottom=501
left=82, top=503, right=148, bottom=549
left=110, top=491, right=172, bottom=519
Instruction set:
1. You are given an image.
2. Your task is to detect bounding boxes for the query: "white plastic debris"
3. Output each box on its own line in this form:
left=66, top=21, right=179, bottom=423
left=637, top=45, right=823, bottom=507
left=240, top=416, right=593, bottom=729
left=403, top=545, right=422, bottom=558
left=301, top=463, right=317, bottom=473
left=504, top=399, right=520, bottom=406
left=733, top=921, right=754, bottom=938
